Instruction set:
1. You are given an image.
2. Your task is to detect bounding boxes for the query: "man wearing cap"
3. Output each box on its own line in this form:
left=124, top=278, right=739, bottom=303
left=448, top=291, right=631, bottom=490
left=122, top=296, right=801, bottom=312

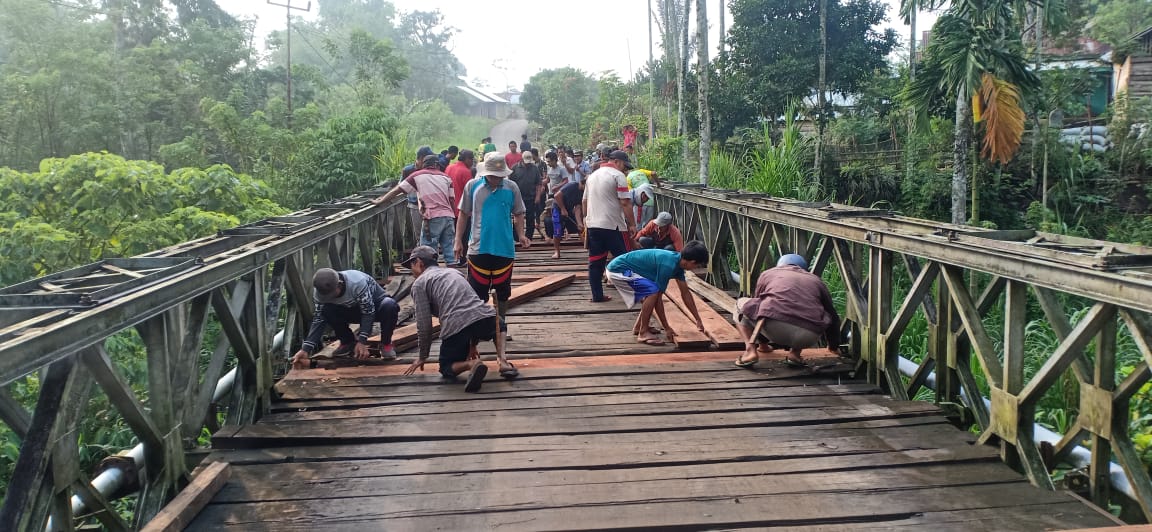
left=509, top=150, right=544, bottom=241
left=571, top=150, right=592, bottom=184
left=504, top=140, right=523, bottom=168
left=635, top=212, right=684, bottom=251
left=582, top=150, right=638, bottom=303
left=290, top=268, right=400, bottom=369
left=735, top=254, right=841, bottom=369
left=373, top=154, right=458, bottom=265
left=549, top=180, right=584, bottom=259
left=455, top=152, right=531, bottom=337
left=401, top=246, right=519, bottom=390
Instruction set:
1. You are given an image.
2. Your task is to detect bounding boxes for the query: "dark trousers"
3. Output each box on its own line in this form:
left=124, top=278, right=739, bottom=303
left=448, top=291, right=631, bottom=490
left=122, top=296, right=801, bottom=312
left=586, top=228, right=627, bottom=301
left=320, top=297, right=399, bottom=345
left=522, top=203, right=540, bottom=240
left=638, top=236, right=675, bottom=251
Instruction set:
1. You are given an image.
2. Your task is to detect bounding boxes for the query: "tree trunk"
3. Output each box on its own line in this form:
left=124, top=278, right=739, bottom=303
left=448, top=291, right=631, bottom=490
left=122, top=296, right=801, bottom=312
left=909, top=10, right=917, bottom=79
left=697, top=0, right=711, bottom=185
left=679, top=0, right=690, bottom=159
left=952, top=90, right=972, bottom=225
left=815, top=0, right=827, bottom=187
left=718, top=0, right=725, bottom=54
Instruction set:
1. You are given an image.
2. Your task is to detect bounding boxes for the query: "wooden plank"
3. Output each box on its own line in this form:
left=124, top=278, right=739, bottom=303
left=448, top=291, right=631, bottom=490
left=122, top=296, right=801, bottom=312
left=188, top=482, right=1114, bottom=531
left=663, top=283, right=745, bottom=348
left=685, top=270, right=736, bottom=310
left=213, top=401, right=941, bottom=448
left=141, top=461, right=231, bottom=532
left=657, top=294, right=712, bottom=348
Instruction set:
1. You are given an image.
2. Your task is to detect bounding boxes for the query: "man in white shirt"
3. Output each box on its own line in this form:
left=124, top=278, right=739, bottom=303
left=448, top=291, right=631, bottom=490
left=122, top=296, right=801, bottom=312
left=581, top=150, right=637, bottom=303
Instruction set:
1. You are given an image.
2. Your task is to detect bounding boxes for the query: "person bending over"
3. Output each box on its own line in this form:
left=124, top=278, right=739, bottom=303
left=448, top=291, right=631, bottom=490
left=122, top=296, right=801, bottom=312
left=606, top=241, right=709, bottom=346
left=291, top=268, right=399, bottom=369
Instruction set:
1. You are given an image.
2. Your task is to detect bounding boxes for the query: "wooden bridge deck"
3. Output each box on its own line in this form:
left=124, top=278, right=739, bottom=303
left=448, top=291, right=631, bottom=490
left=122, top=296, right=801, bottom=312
left=188, top=248, right=1121, bottom=530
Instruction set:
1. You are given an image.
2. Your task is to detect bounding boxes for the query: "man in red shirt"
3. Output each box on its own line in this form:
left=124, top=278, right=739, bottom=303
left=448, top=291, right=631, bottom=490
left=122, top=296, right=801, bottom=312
left=446, top=149, right=475, bottom=218
left=504, top=141, right=522, bottom=168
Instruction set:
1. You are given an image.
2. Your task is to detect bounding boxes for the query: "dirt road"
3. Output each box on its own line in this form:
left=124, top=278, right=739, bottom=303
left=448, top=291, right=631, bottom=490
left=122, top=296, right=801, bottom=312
left=488, top=118, right=529, bottom=148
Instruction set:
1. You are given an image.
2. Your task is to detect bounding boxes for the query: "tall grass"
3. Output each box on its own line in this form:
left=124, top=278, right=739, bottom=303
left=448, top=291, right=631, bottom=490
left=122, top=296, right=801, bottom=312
left=747, top=105, right=820, bottom=201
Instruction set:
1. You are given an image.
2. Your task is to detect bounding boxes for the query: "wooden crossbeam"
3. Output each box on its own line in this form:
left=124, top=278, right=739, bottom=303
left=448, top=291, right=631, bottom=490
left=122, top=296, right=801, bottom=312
left=939, top=266, right=1003, bottom=389
left=141, top=461, right=231, bottom=532
left=1019, top=302, right=1115, bottom=408
left=663, top=285, right=743, bottom=348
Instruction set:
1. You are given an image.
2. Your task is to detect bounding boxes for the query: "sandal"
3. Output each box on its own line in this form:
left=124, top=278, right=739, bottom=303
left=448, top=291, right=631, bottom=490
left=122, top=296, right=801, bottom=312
left=465, top=363, right=488, bottom=393
left=735, top=356, right=758, bottom=368
left=499, top=362, right=520, bottom=379
left=783, top=356, right=807, bottom=368
left=638, top=337, right=666, bottom=346
left=591, top=295, right=613, bottom=303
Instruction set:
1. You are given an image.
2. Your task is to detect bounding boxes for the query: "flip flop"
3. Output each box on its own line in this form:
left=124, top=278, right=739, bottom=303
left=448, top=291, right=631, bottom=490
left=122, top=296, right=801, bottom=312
left=638, top=337, right=666, bottom=346
left=591, top=294, right=613, bottom=303
left=465, top=363, right=488, bottom=393
left=783, top=357, right=807, bottom=368
left=734, top=357, right=758, bottom=368
left=499, top=363, right=520, bottom=379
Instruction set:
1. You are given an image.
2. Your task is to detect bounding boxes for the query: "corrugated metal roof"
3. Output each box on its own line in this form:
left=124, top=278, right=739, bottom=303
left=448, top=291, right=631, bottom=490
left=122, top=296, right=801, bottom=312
left=456, top=83, right=510, bottom=104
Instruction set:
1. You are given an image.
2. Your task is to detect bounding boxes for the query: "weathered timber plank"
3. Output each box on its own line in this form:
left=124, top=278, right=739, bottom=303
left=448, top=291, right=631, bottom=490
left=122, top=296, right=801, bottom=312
left=209, top=416, right=955, bottom=465
left=213, top=460, right=1015, bottom=507
left=140, top=461, right=231, bottom=532
left=271, top=377, right=858, bottom=409
left=213, top=401, right=941, bottom=448
left=187, top=483, right=1114, bottom=531
left=262, top=384, right=880, bottom=421
left=657, top=294, right=713, bottom=348
left=685, top=270, right=737, bottom=310
left=663, top=283, right=745, bottom=348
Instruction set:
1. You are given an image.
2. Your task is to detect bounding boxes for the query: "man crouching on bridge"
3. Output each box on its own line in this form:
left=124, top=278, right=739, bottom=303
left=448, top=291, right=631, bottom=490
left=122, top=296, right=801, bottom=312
left=291, top=268, right=400, bottom=369
left=735, top=254, right=841, bottom=368
left=402, top=246, right=517, bottom=392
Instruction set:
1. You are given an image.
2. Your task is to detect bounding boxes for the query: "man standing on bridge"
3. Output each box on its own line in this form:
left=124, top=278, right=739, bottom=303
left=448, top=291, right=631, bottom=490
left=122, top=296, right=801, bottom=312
left=504, top=140, right=522, bottom=168
left=735, top=254, right=841, bottom=369
left=372, top=154, right=458, bottom=265
left=402, top=246, right=517, bottom=391
left=291, top=268, right=400, bottom=369
left=582, top=150, right=638, bottom=303
left=455, top=152, right=531, bottom=340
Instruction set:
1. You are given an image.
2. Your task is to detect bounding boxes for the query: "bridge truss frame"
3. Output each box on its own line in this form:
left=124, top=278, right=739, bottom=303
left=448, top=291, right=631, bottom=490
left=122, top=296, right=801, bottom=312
left=656, top=184, right=1152, bottom=521
left=0, top=190, right=413, bottom=530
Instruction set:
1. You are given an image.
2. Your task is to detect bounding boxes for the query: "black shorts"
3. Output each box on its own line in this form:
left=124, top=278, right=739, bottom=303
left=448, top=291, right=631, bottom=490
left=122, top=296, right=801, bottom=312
left=586, top=227, right=628, bottom=263
left=439, top=316, right=498, bottom=378
left=467, top=254, right=515, bottom=302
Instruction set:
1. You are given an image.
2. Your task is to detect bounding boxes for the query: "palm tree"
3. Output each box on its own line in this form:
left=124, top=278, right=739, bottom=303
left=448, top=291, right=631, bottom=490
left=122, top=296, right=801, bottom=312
left=904, top=0, right=1039, bottom=225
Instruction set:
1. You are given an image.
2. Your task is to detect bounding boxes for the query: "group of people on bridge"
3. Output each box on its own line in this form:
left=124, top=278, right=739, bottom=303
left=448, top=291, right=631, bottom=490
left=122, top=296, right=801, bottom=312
left=290, top=138, right=842, bottom=392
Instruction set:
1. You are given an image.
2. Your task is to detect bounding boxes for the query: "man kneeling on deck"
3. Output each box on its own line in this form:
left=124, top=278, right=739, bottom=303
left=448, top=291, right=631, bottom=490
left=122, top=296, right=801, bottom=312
left=401, top=246, right=518, bottom=392
left=735, top=254, right=841, bottom=369
left=606, top=241, right=709, bottom=346
left=291, top=268, right=400, bottom=369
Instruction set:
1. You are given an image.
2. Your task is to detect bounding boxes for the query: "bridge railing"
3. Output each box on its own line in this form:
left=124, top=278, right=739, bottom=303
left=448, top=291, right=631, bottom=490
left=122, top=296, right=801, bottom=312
left=0, top=189, right=414, bottom=530
left=656, top=183, right=1152, bottom=521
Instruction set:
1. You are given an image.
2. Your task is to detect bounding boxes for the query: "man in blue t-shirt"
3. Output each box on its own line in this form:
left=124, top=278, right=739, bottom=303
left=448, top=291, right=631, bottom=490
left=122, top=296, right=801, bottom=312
left=606, top=242, right=710, bottom=345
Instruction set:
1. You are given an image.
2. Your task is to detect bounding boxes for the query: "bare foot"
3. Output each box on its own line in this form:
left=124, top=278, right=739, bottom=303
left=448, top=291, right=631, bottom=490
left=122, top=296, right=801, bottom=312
left=550, top=252, right=560, bottom=259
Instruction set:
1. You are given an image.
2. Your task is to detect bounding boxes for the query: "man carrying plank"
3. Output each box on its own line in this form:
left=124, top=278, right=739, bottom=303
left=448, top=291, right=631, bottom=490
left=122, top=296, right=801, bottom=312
left=606, top=241, right=710, bottom=346
left=735, top=254, right=841, bottom=368
left=402, top=246, right=518, bottom=392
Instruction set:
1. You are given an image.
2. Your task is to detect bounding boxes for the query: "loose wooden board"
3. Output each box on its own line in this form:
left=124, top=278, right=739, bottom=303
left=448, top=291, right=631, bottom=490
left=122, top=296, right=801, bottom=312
left=664, top=282, right=745, bottom=348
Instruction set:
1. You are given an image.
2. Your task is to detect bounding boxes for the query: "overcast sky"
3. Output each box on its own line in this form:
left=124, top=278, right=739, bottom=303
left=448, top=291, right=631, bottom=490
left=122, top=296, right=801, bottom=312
left=217, top=0, right=937, bottom=91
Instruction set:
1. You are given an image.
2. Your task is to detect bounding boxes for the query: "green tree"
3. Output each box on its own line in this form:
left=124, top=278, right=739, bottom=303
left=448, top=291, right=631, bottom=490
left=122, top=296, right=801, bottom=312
left=904, top=0, right=1041, bottom=224
left=713, top=0, right=898, bottom=138
left=522, top=68, right=600, bottom=145
left=1089, top=0, right=1152, bottom=57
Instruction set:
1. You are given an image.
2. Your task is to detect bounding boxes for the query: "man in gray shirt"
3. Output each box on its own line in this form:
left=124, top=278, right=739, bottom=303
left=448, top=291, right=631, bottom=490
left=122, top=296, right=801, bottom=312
left=401, top=246, right=518, bottom=392
left=291, top=268, right=399, bottom=369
